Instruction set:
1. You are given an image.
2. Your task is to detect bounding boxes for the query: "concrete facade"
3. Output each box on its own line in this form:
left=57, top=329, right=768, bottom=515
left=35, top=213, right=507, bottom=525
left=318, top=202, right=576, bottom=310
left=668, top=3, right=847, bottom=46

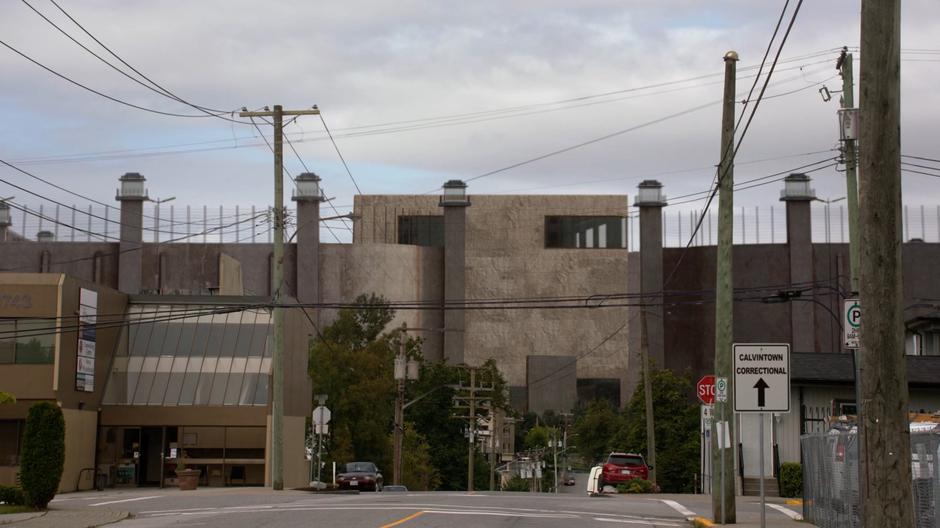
left=354, top=193, right=632, bottom=413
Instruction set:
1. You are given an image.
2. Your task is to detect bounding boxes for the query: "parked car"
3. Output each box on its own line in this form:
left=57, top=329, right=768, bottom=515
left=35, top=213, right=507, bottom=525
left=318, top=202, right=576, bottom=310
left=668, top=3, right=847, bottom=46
left=336, top=462, right=383, bottom=491
left=563, top=474, right=576, bottom=486
left=599, top=452, right=650, bottom=488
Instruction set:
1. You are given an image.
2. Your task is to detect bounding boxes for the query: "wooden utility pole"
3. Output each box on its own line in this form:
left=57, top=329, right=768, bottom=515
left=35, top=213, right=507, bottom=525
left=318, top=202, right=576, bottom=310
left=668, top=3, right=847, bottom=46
left=641, top=311, right=656, bottom=486
left=838, top=48, right=861, bottom=295
left=393, top=329, right=406, bottom=485
left=452, top=366, right=493, bottom=491
left=711, top=50, right=737, bottom=524
left=858, top=1, right=914, bottom=525
left=238, top=105, right=320, bottom=490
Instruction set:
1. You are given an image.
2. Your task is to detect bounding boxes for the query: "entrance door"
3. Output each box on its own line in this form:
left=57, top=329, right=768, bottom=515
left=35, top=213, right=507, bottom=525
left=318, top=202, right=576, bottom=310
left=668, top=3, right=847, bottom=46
left=138, top=427, right=164, bottom=486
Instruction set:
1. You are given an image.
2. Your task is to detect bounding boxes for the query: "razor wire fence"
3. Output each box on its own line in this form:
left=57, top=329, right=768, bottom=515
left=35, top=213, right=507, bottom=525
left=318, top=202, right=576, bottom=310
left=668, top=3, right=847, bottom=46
left=802, top=431, right=940, bottom=528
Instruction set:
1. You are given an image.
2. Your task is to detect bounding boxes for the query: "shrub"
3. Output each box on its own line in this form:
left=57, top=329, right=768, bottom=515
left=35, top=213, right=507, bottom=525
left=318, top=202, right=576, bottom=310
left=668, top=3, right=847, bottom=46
left=20, top=402, right=65, bottom=509
left=617, top=479, right=654, bottom=494
left=501, top=476, right=531, bottom=492
left=0, top=484, right=25, bottom=505
left=779, top=462, right=802, bottom=498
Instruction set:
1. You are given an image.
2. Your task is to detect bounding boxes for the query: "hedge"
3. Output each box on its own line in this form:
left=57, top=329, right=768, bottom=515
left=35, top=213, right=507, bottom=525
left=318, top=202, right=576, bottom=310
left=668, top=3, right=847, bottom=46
left=617, top=479, right=655, bottom=494
left=0, top=484, right=25, bottom=506
left=779, top=462, right=802, bottom=498
left=20, top=402, right=65, bottom=509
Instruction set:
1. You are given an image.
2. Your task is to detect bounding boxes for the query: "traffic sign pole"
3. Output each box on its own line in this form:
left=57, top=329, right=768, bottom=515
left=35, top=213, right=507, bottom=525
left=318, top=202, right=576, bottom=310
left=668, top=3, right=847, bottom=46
left=759, top=412, right=765, bottom=528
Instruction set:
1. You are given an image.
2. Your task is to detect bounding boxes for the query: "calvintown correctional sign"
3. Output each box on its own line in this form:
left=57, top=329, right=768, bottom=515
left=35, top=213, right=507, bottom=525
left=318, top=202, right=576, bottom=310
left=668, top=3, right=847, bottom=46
left=732, top=343, right=790, bottom=413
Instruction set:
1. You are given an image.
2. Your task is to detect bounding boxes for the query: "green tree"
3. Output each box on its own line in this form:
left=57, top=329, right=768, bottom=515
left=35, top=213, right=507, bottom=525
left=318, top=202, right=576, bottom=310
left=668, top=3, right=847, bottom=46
left=400, top=424, right=441, bottom=491
left=309, top=294, right=396, bottom=473
left=524, top=426, right=553, bottom=451
left=572, top=399, right=622, bottom=464
left=20, top=402, right=64, bottom=509
left=0, top=391, right=14, bottom=405
left=614, top=369, right=699, bottom=493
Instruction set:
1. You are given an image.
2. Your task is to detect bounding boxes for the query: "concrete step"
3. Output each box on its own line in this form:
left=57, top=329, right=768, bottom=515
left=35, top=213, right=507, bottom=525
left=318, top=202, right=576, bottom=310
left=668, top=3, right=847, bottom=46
left=742, top=477, right=779, bottom=497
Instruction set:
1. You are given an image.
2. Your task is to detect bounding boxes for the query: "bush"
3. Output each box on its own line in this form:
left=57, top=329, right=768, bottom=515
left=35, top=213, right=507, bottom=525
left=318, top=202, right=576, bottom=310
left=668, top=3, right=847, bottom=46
left=779, top=462, right=802, bottom=498
left=20, top=402, right=65, bottom=509
left=501, top=476, right=531, bottom=492
left=0, top=485, right=25, bottom=505
left=617, top=479, right=654, bottom=494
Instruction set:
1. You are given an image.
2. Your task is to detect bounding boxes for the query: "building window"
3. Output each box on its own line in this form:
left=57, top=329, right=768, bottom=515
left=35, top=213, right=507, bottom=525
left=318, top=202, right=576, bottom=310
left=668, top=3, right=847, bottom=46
left=545, top=216, right=626, bottom=249
left=398, top=215, right=444, bottom=247
left=0, top=319, right=55, bottom=364
left=0, top=420, right=24, bottom=466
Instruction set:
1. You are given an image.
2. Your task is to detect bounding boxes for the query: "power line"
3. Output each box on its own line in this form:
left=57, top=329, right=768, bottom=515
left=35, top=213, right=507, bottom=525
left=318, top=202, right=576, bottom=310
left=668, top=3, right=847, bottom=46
left=0, top=38, right=219, bottom=118
left=19, top=0, right=244, bottom=124
left=663, top=0, right=806, bottom=288
left=45, top=0, right=243, bottom=120
left=319, top=113, right=363, bottom=196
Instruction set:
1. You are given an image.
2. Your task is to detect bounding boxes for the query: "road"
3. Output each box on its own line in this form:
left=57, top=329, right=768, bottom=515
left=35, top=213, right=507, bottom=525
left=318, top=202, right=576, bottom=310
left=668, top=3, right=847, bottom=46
left=45, top=483, right=805, bottom=528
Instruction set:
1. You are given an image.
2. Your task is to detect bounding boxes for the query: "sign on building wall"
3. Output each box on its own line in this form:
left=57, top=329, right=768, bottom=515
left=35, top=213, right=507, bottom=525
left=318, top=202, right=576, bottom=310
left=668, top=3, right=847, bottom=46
left=75, top=288, right=97, bottom=392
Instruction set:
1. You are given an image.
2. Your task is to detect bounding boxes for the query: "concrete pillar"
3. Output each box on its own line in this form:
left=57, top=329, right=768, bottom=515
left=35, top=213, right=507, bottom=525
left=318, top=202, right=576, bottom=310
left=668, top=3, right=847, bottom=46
left=293, top=172, right=322, bottom=307
left=0, top=200, right=11, bottom=242
left=440, top=180, right=470, bottom=365
left=635, top=180, right=666, bottom=368
left=780, top=173, right=816, bottom=352
left=116, top=172, right=147, bottom=294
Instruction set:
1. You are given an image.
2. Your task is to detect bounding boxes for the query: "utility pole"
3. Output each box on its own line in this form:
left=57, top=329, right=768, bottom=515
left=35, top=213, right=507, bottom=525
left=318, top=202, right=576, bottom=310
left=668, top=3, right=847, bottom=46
left=641, top=310, right=656, bottom=486
left=393, top=332, right=405, bottom=485
left=837, top=47, right=861, bottom=295
left=858, top=1, right=914, bottom=526
left=452, top=366, right=493, bottom=492
left=711, top=50, right=737, bottom=525
left=239, top=105, right=320, bottom=490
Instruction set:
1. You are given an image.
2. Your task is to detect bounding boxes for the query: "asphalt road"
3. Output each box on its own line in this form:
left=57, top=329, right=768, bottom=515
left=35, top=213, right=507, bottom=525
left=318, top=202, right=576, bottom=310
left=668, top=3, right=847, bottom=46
left=45, top=484, right=806, bottom=528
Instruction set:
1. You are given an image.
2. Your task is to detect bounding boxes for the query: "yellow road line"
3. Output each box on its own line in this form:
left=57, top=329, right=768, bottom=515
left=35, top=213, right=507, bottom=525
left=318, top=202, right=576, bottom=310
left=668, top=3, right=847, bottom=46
left=693, top=516, right=715, bottom=527
left=380, top=510, right=425, bottom=528
left=785, top=498, right=803, bottom=506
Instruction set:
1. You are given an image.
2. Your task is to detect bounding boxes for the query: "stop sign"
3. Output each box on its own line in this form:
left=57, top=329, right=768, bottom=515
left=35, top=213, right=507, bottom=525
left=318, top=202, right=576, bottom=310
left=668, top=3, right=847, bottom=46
left=697, top=375, right=716, bottom=405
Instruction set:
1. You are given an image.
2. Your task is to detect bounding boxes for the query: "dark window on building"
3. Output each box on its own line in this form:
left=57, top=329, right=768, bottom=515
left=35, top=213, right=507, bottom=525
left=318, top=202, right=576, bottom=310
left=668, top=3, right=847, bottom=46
left=0, top=319, right=55, bottom=364
left=0, top=420, right=24, bottom=465
left=545, top=216, right=626, bottom=249
left=398, top=216, right=444, bottom=247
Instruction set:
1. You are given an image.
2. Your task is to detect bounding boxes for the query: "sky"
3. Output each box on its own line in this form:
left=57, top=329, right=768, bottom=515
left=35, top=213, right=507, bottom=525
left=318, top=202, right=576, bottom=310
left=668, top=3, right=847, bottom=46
left=0, top=0, right=938, bottom=243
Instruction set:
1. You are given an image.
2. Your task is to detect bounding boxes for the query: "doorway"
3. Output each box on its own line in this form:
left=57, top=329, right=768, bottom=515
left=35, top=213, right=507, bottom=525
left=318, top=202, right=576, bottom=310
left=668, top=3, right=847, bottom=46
left=138, top=427, right=163, bottom=486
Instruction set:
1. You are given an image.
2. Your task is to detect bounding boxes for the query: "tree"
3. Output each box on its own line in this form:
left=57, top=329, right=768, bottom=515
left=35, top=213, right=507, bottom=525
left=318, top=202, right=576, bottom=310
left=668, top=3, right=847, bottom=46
left=614, top=369, right=699, bottom=493
left=572, top=399, right=622, bottom=464
left=20, top=402, right=65, bottom=509
left=308, top=294, right=396, bottom=473
left=399, top=423, right=441, bottom=491
left=0, top=391, right=14, bottom=405
left=524, top=426, right=552, bottom=451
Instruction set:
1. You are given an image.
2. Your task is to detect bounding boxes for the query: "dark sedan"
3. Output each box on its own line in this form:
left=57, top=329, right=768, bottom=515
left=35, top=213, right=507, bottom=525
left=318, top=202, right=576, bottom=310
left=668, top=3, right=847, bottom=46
left=336, top=462, right=383, bottom=491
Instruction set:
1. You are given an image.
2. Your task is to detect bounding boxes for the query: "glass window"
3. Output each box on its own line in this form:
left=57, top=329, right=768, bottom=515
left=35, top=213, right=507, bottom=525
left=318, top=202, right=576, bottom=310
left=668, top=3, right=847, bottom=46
left=105, top=305, right=272, bottom=407
left=398, top=215, right=444, bottom=247
left=1, top=319, right=56, bottom=364
left=545, top=216, right=627, bottom=249
left=0, top=321, right=14, bottom=364
left=0, top=420, right=23, bottom=465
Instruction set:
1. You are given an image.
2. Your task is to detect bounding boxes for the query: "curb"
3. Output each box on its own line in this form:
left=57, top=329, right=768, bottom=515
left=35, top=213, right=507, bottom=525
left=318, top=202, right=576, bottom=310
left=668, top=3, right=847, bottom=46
left=0, top=510, right=46, bottom=525
left=93, top=510, right=131, bottom=527
left=691, top=516, right=714, bottom=527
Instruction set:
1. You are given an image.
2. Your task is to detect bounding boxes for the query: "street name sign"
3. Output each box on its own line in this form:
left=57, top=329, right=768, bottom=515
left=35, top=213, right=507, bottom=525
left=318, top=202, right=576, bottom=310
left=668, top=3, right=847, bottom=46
left=844, top=299, right=861, bottom=349
left=696, top=375, right=715, bottom=404
left=732, top=343, right=790, bottom=413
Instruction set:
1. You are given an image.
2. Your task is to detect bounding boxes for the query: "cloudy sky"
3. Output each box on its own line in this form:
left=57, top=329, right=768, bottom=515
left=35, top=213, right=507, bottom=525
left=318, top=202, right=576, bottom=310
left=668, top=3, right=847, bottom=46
left=1, top=0, right=937, bottom=243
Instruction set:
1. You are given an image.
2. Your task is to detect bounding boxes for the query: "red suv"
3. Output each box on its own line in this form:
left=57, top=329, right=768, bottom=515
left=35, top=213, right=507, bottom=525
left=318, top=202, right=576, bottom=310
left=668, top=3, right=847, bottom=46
left=600, top=452, right=650, bottom=487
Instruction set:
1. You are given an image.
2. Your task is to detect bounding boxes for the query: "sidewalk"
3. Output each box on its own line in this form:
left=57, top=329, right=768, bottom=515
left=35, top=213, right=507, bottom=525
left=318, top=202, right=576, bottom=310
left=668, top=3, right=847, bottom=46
left=0, top=506, right=128, bottom=527
left=652, top=494, right=811, bottom=527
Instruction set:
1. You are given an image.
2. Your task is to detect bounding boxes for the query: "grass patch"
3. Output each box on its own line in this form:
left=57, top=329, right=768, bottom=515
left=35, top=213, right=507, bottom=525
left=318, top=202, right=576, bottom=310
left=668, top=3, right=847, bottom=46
left=0, top=504, right=35, bottom=514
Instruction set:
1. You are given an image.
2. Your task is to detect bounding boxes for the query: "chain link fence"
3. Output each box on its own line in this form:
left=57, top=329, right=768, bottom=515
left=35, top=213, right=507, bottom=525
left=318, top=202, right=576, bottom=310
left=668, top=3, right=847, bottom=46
left=802, top=431, right=940, bottom=527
